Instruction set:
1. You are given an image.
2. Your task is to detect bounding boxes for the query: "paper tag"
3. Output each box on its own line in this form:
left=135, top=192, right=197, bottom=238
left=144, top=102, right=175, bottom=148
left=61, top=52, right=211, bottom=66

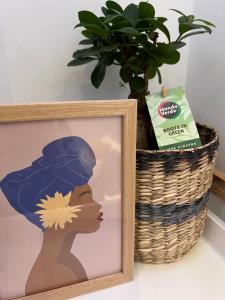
left=146, top=86, right=202, bottom=150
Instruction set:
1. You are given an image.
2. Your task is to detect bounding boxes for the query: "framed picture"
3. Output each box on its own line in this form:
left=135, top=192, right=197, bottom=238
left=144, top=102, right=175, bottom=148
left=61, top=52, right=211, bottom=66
left=0, top=100, right=137, bottom=300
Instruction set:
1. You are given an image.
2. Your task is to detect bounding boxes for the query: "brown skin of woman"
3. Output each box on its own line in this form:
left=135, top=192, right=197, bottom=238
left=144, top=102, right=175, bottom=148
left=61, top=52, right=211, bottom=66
left=25, top=184, right=103, bottom=295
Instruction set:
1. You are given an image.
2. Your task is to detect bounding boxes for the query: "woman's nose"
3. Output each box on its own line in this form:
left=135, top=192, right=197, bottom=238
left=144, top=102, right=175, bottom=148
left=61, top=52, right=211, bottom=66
left=94, top=200, right=102, bottom=210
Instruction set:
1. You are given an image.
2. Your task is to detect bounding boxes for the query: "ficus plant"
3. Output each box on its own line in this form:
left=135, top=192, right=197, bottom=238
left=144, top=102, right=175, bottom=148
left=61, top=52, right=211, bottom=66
left=68, top=1, right=215, bottom=149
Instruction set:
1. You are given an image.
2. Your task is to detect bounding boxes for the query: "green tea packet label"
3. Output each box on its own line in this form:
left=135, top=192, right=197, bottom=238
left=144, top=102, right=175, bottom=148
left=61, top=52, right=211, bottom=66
left=146, top=86, right=202, bottom=150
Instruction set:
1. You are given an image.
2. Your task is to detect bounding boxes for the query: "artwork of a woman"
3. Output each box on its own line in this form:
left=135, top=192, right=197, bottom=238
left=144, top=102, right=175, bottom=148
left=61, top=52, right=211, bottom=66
left=0, top=136, right=103, bottom=296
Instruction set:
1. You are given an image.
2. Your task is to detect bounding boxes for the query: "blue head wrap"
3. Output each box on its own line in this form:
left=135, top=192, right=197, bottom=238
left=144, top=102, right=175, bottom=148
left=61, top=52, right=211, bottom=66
left=0, top=136, right=96, bottom=229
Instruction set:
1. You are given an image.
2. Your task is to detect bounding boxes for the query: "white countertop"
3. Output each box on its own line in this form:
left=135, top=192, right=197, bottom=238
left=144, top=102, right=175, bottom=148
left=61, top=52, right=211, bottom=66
left=71, top=238, right=225, bottom=300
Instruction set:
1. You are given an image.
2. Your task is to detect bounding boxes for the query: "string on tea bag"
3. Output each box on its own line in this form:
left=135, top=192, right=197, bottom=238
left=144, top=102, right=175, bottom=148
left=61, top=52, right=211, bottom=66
left=161, top=86, right=169, bottom=98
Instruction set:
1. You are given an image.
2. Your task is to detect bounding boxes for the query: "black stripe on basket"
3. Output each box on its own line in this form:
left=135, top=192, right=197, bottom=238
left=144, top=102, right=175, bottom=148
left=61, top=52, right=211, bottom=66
left=136, top=192, right=209, bottom=226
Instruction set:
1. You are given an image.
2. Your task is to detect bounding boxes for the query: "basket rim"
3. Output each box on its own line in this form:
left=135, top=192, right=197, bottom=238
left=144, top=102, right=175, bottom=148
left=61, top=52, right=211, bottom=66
left=137, top=123, right=219, bottom=154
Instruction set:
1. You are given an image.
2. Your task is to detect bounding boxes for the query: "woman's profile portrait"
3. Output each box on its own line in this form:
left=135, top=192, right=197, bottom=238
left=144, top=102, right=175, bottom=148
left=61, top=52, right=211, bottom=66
left=0, top=136, right=103, bottom=296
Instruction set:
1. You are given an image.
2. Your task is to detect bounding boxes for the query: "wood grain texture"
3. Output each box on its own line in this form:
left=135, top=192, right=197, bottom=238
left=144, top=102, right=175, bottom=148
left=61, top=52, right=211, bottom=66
left=121, top=101, right=137, bottom=280
left=212, top=169, right=225, bottom=203
left=16, top=273, right=128, bottom=300
left=0, top=100, right=135, bottom=122
left=0, top=100, right=137, bottom=300
left=214, top=169, right=225, bottom=182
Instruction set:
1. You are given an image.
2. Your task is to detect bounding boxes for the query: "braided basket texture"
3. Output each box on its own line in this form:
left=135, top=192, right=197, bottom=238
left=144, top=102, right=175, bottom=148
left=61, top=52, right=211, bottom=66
left=135, top=124, right=219, bottom=264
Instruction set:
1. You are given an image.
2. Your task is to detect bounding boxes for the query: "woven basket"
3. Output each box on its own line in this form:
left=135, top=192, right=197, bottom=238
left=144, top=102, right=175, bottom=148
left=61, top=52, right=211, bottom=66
left=135, top=124, right=219, bottom=264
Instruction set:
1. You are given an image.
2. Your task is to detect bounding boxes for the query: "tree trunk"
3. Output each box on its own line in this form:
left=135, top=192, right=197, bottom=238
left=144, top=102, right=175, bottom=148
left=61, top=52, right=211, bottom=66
left=128, top=81, right=158, bottom=150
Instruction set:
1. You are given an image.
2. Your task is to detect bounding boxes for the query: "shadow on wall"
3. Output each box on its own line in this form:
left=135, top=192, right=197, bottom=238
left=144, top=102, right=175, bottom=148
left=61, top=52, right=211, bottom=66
left=186, top=0, right=225, bottom=172
left=60, top=63, right=129, bottom=101
left=82, top=64, right=128, bottom=100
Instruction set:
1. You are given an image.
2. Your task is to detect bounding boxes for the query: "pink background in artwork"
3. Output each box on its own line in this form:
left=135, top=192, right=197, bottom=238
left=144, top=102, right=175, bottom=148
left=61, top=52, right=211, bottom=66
left=0, top=116, right=122, bottom=300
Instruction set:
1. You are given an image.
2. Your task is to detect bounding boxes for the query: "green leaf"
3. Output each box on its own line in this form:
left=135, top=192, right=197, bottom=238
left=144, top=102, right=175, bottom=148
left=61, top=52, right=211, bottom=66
left=122, top=4, right=139, bottom=26
left=197, top=25, right=212, bottom=34
left=139, top=2, right=155, bottom=18
left=170, top=41, right=186, bottom=49
left=79, top=39, right=94, bottom=45
left=145, top=55, right=163, bottom=67
left=91, top=62, right=106, bottom=88
left=170, top=9, right=187, bottom=19
left=85, top=24, right=108, bottom=40
left=156, top=17, right=167, bottom=23
left=156, top=43, right=180, bottom=65
left=126, top=57, right=143, bottom=73
left=74, top=23, right=83, bottom=28
left=100, top=43, right=119, bottom=52
left=82, top=30, right=94, bottom=38
left=115, top=52, right=126, bottom=64
left=147, top=66, right=157, bottom=79
left=99, top=17, right=105, bottom=23
left=179, top=23, right=191, bottom=34
left=114, top=27, right=140, bottom=34
left=101, top=52, right=114, bottom=66
left=156, top=69, right=162, bottom=84
left=130, top=76, right=146, bottom=92
left=106, top=1, right=123, bottom=14
left=179, top=23, right=202, bottom=35
left=142, top=43, right=158, bottom=61
left=79, top=11, right=104, bottom=29
left=154, top=20, right=171, bottom=42
left=120, top=66, right=132, bottom=83
left=73, top=44, right=118, bottom=60
left=180, top=30, right=208, bottom=40
left=135, top=18, right=154, bottom=29
left=103, top=14, right=121, bottom=24
left=73, top=47, right=100, bottom=59
left=187, top=15, right=195, bottom=23
left=178, top=16, right=188, bottom=24
left=178, top=14, right=194, bottom=24
left=111, top=20, right=132, bottom=30
left=135, top=34, right=148, bottom=43
left=68, top=57, right=96, bottom=66
left=102, top=7, right=111, bottom=16
left=145, top=57, right=162, bottom=74
left=135, top=19, right=170, bottom=42
left=194, top=19, right=216, bottom=27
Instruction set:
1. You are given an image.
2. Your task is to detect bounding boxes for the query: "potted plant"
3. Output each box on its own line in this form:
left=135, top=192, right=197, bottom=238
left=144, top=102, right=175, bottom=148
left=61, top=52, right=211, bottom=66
left=68, top=1, right=219, bottom=263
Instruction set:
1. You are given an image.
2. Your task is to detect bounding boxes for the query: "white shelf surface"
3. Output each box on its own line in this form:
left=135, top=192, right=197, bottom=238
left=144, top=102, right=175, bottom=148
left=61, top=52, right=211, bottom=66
left=71, top=238, right=225, bottom=300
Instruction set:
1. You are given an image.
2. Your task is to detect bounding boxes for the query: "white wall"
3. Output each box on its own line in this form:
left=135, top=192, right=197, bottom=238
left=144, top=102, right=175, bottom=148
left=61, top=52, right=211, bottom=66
left=186, top=0, right=225, bottom=172
left=0, top=0, right=194, bottom=104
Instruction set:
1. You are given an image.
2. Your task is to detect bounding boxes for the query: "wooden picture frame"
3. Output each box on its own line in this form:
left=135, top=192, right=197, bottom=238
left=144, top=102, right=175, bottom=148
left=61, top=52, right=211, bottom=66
left=212, top=169, right=225, bottom=203
left=0, top=100, right=137, bottom=300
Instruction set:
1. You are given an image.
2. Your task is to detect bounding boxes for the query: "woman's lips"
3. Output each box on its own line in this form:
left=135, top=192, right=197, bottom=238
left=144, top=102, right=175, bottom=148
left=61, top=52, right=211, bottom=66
left=97, top=212, right=103, bottom=221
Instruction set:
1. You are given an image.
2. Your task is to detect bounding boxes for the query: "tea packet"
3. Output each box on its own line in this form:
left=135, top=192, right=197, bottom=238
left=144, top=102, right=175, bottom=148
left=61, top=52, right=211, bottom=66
left=146, top=86, right=202, bottom=150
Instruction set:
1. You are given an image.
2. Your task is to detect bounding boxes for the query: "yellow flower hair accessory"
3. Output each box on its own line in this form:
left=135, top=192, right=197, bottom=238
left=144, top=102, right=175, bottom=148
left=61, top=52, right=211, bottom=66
left=35, top=191, right=82, bottom=230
